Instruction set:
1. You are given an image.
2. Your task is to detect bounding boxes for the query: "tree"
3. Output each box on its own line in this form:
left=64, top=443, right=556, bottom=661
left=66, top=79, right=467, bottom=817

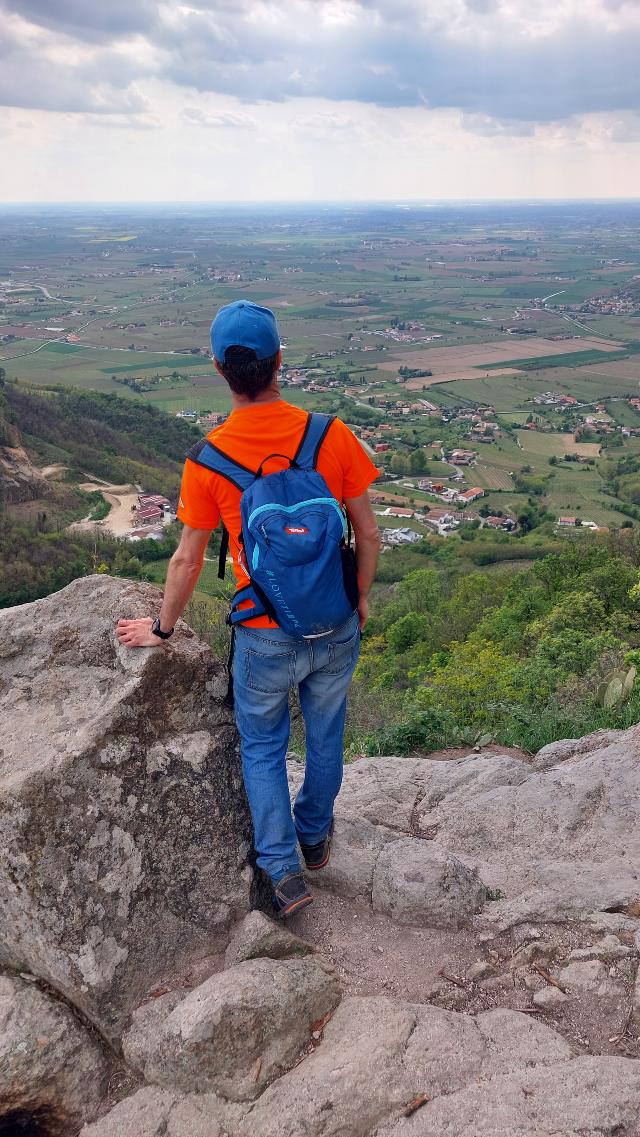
left=0, top=367, right=5, bottom=387
left=409, top=449, right=427, bottom=474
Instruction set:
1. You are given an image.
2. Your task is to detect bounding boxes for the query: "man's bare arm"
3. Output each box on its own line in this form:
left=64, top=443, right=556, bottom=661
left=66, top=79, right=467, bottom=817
left=344, top=491, right=380, bottom=629
left=116, top=525, right=212, bottom=647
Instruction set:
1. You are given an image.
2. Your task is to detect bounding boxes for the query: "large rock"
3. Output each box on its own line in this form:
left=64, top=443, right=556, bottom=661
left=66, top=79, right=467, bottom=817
left=372, top=839, right=486, bottom=928
left=0, top=576, right=257, bottom=1044
left=80, top=1086, right=244, bottom=1137
left=380, top=1055, right=640, bottom=1136
left=85, top=994, right=640, bottom=1137
left=122, top=956, right=342, bottom=1100
left=307, top=726, right=640, bottom=929
left=224, top=910, right=315, bottom=968
left=0, top=973, right=109, bottom=1135
left=238, top=998, right=578, bottom=1137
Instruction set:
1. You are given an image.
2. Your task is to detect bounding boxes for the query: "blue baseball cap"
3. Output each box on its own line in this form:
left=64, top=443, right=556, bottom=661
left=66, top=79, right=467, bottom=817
left=211, top=300, right=280, bottom=362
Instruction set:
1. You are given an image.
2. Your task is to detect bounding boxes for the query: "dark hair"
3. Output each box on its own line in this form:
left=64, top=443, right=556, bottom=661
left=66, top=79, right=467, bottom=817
left=215, top=344, right=279, bottom=399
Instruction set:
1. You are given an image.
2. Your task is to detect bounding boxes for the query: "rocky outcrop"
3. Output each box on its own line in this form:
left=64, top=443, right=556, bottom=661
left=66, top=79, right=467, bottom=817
left=224, top=910, right=315, bottom=968
left=122, top=956, right=341, bottom=1100
left=291, top=726, right=640, bottom=929
left=0, top=973, right=109, bottom=1135
left=84, top=998, right=640, bottom=1137
left=372, top=839, right=486, bottom=927
left=0, top=576, right=256, bottom=1044
left=0, top=443, right=53, bottom=504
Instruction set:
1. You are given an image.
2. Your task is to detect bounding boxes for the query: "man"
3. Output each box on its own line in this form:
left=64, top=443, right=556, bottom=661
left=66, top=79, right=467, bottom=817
left=117, top=301, right=380, bottom=918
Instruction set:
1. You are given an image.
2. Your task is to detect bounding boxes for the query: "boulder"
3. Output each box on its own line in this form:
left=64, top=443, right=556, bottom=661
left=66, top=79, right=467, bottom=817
left=238, top=998, right=577, bottom=1137
left=224, top=910, right=315, bottom=968
left=0, top=576, right=257, bottom=1044
left=533, top=986, right=570, bottom=1010
left=567, top=935, right=633, bottom=962
left=80, top=1087, right=245, bottom=1137
left=372, top=839, right=486, bottom=928
left=0, top=973, right=109, bottom=1136
left=559, top=960, right=608, bottom=992
left=80, top=1086, right=177, bottom=1137
left=122, top=956, right=342, bottom=1100
left=380, top=1055, right=640, bottom=1136
left=316, top=727, right=640, bottom=929
left=89, top=994, right=640, bottom=1137
left=532, top=729, right=626, bottom=770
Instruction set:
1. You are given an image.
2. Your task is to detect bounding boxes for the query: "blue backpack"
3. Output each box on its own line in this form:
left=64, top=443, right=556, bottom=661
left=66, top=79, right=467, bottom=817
left=186, top=412, right=359, bottom=639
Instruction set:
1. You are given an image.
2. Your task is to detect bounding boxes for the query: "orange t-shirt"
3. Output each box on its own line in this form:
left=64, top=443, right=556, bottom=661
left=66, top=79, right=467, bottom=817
left=177, top=400, right=380, bottom=627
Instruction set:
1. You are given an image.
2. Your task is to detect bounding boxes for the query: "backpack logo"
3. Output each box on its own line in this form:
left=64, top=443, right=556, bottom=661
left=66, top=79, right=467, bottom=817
left=286, top=526, right=307, bottom=534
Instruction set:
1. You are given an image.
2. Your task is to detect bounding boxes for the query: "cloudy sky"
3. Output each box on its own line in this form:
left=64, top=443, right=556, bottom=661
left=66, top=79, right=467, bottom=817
left=1, top=0, right=640, bottom=201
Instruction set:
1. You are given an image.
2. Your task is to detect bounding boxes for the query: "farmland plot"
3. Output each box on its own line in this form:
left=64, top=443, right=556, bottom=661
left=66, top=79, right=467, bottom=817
left=474, top=465, right=515, bottom=490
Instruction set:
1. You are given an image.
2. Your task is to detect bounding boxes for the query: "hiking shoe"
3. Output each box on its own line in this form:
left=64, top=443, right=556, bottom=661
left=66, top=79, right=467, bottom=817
left=272, top=873, right=313, bottom=919
left=300, top=834, right=331, bottom=871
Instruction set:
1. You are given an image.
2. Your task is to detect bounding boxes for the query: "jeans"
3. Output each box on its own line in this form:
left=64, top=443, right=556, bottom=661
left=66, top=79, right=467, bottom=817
left=233, top=610, right=360, bottom=880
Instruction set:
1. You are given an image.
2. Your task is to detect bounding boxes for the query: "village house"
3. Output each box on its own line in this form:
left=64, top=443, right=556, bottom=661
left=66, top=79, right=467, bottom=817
left=382, top=527, right=422, bottom=546
left=384, top=507, right=414, bottom=519
left=457, top=488, right=484, bottom=504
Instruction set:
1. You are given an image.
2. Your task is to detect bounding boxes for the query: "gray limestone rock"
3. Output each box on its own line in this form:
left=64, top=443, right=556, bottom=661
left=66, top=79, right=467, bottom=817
left=122, top=955, right=342, bottom=1100
left=0, top=576, right=257, bottom=1044
left=224, top=910, right=315, bottom=968
left=0, top=973, right=109, bottom=1135
left=239, top=996, right=580, bottom=1137
left=308, top=813, right=390, bottom=899
left=372, top=839, right=486, bottom=928
left=532, top=729, right=626, bottom=770
left=80, top=1087, right=245, bottom=1137
left=323, top=726, right=640, bottom=930
left=510, top=940, right=561, bottom=970
left=475, top=1007, right=576, bottom=1075
left=80, top=1086, right=177, bottom=1137
left=533, top=985, right=570, bottom=1010
left=382, top=1055, right=640, bottom=1136
left=466, top=959, right=494, bottom=983
left=568, top=935, right=633, bottom=962
left=560, top=960, right=608, bottom=992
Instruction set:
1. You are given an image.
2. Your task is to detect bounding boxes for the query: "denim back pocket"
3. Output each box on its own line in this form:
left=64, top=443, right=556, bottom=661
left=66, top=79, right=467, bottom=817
left=325, top=628, right=360, bottom=675
left=245, top=649, right=296, bottom=692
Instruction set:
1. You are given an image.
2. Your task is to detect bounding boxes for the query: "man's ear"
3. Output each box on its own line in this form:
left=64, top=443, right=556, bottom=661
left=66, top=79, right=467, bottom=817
left=214, top=358, right=224, bottom=377
left=274, top=348, right=282, bottom=379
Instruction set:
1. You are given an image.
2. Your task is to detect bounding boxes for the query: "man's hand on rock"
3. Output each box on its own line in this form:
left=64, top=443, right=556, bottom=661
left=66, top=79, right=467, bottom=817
left=116, top=617, right=165, bottom=648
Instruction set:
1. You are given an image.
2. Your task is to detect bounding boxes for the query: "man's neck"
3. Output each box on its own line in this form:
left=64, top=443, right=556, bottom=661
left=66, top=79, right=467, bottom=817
left=231, top=380, right=282, bottom=411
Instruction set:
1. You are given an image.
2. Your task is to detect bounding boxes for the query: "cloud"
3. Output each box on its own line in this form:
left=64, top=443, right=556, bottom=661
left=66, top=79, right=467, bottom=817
left=461, top=114, right=537, bottom=138
left=1, top=0, right=640, bottom=124
left=181, top=105, right=256, bottom=127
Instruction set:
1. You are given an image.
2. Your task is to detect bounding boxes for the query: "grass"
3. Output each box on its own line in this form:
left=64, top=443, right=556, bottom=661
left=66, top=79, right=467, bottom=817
left=479, top=349, right=620, bottom=372
left=98, top=358, right=214, bottom=374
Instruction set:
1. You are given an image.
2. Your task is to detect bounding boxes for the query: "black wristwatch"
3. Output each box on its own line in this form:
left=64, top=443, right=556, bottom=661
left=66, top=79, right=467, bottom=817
left=151, top=618, right=174, bottom=641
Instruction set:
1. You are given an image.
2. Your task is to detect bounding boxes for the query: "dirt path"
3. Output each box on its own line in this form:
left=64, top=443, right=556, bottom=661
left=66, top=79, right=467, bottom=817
left=70, top=482, right=140, bottom=537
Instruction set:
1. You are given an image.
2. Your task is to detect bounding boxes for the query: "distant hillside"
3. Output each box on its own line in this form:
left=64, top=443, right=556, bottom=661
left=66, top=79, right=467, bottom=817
left=1, top=382, right=201, bottom=500
left=0, top=378, right=194, bottom=607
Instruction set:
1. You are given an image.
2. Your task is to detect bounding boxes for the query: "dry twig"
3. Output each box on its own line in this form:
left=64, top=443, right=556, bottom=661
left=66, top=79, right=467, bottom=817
left=438, top=969, right=466, bottom=988
left=404, top=1095, right=428, bottom=1117
left=532, top=963, right=564, bottom=991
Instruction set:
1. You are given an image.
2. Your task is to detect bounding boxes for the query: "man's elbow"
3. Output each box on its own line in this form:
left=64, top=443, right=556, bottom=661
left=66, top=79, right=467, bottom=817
left=170, top=552, right=204, bottom=576
left=356, top=524, right=381, bottom=546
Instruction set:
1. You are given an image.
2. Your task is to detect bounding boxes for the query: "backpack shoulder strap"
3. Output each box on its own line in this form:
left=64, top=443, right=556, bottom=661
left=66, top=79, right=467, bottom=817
left=293, top=412, right=335, bottom=471
left=185, top=438, right=256, bottom=492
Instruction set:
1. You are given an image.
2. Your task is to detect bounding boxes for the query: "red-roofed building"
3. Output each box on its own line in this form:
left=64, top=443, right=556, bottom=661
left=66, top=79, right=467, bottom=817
left=457, top=488, right=484, bottom=504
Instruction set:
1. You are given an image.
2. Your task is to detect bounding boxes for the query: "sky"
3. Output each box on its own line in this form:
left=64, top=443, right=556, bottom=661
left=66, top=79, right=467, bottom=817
left=1, top=0, right=640, bottom=202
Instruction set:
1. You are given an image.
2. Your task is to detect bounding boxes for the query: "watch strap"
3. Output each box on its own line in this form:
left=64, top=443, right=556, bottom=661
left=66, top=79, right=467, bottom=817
left=151, top=618, right=174, bottom=640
